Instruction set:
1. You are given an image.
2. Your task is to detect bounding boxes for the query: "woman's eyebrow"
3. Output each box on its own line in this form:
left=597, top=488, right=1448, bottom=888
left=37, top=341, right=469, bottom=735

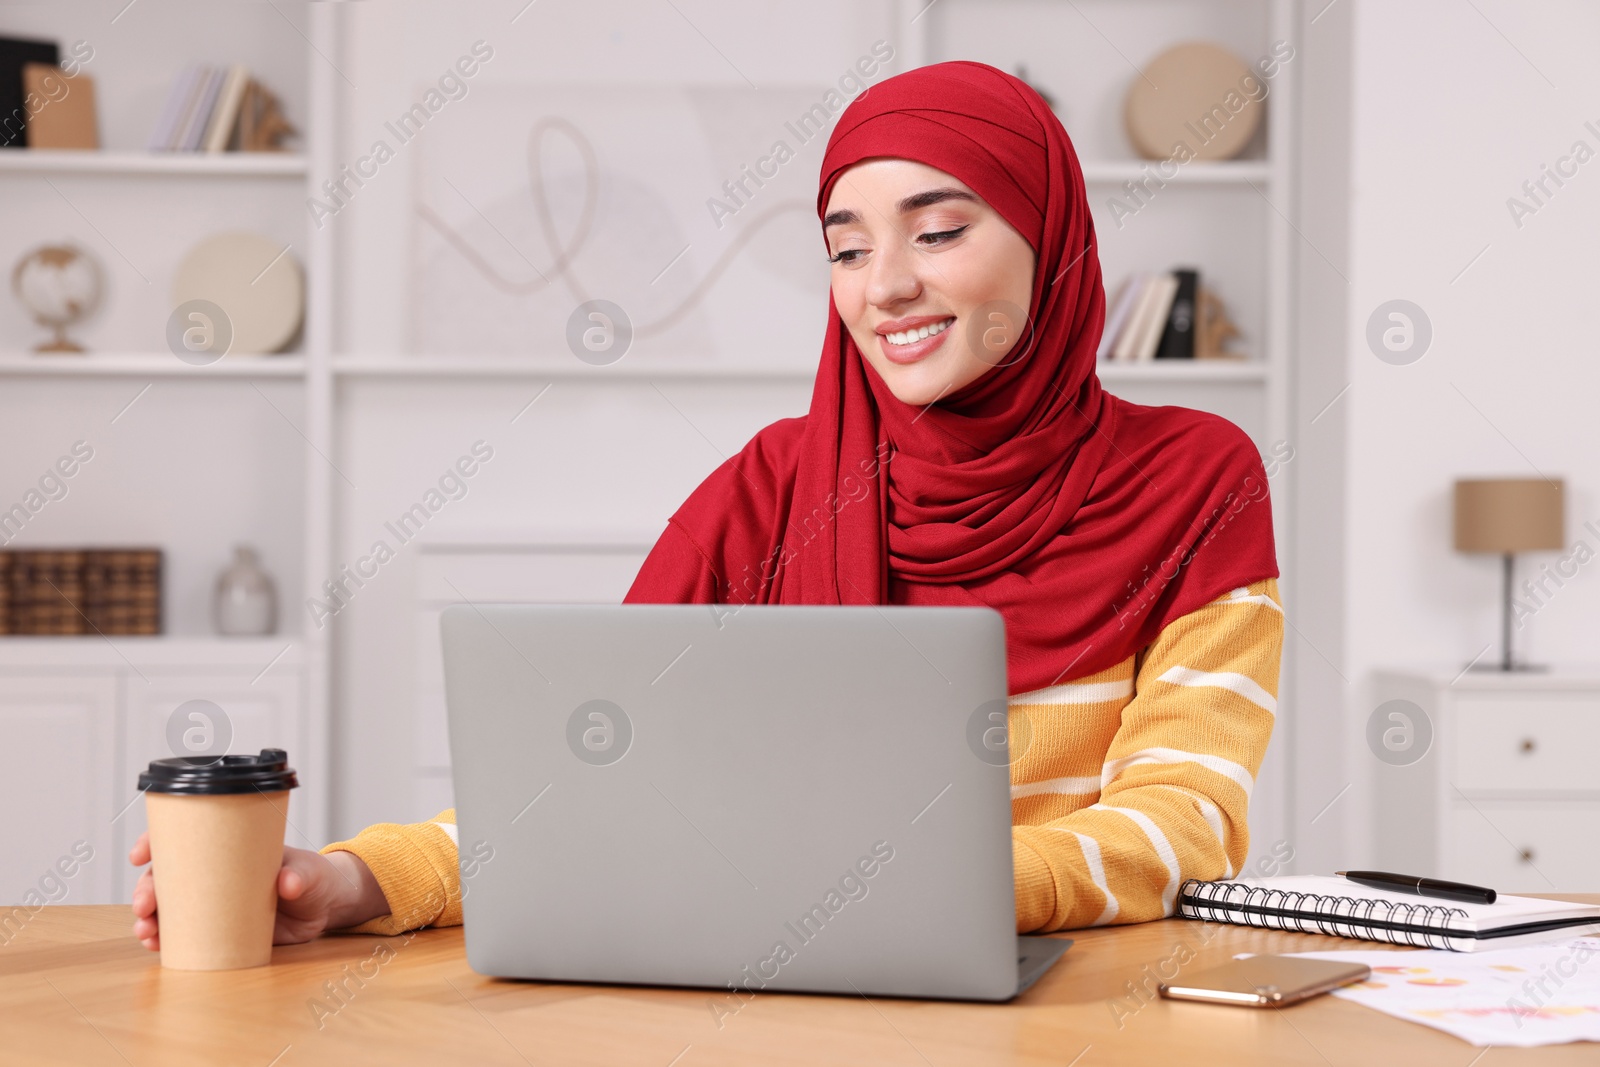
left=896, top=187, right=979, bottom=213
left=823, top=188, right=979, bottom=229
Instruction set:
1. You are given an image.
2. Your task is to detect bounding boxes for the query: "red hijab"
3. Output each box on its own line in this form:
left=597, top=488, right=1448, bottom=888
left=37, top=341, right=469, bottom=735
left=625, top=61, right=1278, bottom=694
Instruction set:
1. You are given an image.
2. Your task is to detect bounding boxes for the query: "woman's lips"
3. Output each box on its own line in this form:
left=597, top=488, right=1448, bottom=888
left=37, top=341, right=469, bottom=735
left=877, top=316, right=954, bottom=365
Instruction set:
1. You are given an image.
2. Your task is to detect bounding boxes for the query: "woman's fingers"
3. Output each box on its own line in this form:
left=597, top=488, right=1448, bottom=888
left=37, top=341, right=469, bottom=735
left=131, top=865, right=160, bottom=951
left=272, top=848, right=365, bottom=944
left=130, top=832, right=160, bottom=951
left=131, top=869, right=155, bottom=918
left=128, top=831, right=150, bottom=867
left=278, top=863, right=305, bottom=901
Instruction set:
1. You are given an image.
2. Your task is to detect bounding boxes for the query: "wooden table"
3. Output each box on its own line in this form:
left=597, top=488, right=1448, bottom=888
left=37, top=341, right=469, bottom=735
left=4, top=902, right=1597, bottom=1065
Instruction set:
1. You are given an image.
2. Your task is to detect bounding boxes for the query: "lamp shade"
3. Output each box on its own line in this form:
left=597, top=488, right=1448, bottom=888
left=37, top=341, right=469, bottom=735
left=1453, top=478, right=1565, bottom=553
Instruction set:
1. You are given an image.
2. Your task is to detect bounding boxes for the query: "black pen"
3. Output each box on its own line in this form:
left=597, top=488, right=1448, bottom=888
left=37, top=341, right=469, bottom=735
left=1336, top=870, right=1497, bottom=905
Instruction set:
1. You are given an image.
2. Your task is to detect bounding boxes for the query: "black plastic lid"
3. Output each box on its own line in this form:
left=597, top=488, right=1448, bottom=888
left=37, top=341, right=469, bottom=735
left=138, top=748, right=299, bottom=795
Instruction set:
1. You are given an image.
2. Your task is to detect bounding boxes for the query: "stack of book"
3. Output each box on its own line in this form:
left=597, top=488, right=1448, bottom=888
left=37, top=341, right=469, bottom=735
left=1098, top=268, right=1231, bottom=362
left=0, top=548, right=163, bottom=635
left=147, top=64, right=290, bottom=152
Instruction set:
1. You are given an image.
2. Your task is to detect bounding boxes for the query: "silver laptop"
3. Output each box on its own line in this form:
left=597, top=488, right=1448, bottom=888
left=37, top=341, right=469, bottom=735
left=441, top=603, right=1071, bottom=1001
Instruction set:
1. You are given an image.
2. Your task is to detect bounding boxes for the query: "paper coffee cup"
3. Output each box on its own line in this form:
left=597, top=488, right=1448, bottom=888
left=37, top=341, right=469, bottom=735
left=139, top=748, right=299, bottom=971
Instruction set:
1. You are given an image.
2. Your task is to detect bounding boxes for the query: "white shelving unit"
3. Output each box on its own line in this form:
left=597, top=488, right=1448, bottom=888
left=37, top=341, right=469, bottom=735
left=0, top=353, right=308, bottom=376
left=0, top=149, right=307, bottom=176
left=0, top=1, right=333, bottom=896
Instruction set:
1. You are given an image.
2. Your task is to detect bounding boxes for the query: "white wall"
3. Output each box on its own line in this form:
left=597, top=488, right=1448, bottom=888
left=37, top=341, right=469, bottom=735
left=332, top=0, right=899, bottom=357
left=1339, top=0, right=1600, bottom=865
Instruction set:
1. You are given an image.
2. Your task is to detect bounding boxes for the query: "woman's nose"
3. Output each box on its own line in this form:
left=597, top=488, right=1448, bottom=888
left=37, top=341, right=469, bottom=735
left=864, top=233, right=926, bottom=309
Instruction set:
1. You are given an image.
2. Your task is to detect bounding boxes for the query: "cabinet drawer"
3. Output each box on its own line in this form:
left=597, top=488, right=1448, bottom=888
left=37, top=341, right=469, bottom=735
left=1453, top=697, right=1600, bottom=793
left=1446, top=802, right=1600, bottom=893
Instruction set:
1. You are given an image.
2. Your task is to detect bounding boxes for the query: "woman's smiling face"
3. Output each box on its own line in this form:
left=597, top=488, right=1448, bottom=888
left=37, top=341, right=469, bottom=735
left=823, top=158, right=1038, bottom=407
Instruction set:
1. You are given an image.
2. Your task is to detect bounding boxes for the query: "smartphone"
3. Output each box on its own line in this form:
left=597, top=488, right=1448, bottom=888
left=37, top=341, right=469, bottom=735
left=1158, top=956, right=1371, bottom=1007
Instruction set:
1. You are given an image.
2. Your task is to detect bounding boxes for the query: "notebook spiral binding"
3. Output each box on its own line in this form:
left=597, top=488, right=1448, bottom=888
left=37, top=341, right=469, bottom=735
left=1178, top=878, right=1471, bottom=950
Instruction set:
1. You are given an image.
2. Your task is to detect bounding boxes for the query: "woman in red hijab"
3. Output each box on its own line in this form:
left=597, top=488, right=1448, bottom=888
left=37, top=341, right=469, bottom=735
left=131, top=62, right=1283, bottom=947
left=623, top=61, right=1284, bottom=932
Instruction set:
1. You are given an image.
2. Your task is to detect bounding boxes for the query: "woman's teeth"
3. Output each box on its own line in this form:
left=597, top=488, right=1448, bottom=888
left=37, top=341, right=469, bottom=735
left=885, top=317, right=954, bottom=346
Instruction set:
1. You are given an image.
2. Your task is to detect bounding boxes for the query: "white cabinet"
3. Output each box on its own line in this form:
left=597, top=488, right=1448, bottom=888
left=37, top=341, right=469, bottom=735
left=0, top=639, right=307, bottom=907
left=1373, top=665, right=1600, bottom=894
left=0, top=675, right=118, bottom=908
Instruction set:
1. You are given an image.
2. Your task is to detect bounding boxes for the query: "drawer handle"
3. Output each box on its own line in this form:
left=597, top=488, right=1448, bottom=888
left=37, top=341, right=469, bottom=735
left=1518, top=847, right=1536, bottom=864
left=1519, top=738, right=1536, bottom=754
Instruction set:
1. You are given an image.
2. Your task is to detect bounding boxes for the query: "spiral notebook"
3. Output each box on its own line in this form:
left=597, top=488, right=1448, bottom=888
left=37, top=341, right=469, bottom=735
left=1179, top=875, right=1600, bottom=952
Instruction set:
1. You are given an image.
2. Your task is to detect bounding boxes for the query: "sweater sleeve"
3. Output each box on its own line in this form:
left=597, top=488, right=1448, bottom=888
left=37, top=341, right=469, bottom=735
left=1012, top=577, right=1283, bottom=933
left=320, top=809, right=462, bottom=935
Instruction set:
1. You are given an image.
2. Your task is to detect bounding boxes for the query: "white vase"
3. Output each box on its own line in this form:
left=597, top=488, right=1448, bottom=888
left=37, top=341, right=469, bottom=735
left=213, top=545, right=277, bottom=636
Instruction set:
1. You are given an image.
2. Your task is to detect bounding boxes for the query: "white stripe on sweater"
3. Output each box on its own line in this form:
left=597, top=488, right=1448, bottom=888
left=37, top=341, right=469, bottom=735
left=1152, top=784, right=1232, bottom=877
left=1092, top=804, right=1181, bottom=915
left=1010, top=678, right=1135, bottom=705
left=1049, top=828, right=1120, bottom=925
left=1011, top=775, right=1102, bottom=800
left=1101, top=746, right=1255, bottom=798
left=1222, top=587, right=1283, bottom=613
left=1156, top=665, right=1277, bottom=716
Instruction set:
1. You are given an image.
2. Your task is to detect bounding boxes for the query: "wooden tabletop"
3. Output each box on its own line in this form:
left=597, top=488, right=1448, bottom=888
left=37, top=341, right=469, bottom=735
left=4, top=902, right=1598, bottom=1066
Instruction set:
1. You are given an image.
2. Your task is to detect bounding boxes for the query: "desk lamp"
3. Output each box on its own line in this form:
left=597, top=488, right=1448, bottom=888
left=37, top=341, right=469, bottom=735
left=1453, top=477, right=1564, bottom=672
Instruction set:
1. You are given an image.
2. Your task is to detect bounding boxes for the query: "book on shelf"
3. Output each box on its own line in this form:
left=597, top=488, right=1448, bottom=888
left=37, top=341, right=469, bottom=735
left=162, top=64, right=213, bottom=151
left=82, top=549, right=162, bottom=634
left=3, top=549, right=83, bottom=634
left=147, top=64, right=202, bottom=151
left=202, top=64, right=250, bottom=152
left=177, top=65, right=226, bottom=151
left=1100, top=267, right=1246, bottom=363
left=1154, top=268, right=1198, bottom=360
left=21, top=62, right=98, bottom=150
left=0, top=36, right=60, bottom=148
left=1111, top=275, right=1163, bottom=362
left=0, top=548, right=162, bottom=635
left=1097, top=273, right=1146, bottom=362
left=147, top=64, right=293, bottom=153
left=1129, top=273, right=1178, bottom=362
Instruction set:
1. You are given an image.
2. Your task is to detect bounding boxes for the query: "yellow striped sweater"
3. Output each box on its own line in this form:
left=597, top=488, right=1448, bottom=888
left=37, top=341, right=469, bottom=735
left=323, top=577, right=1282, bottom=936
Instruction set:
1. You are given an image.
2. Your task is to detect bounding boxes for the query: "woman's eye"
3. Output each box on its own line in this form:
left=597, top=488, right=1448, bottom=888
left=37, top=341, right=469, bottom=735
left=917, top=225, right=969, bottom=246
left=828, top=224, right=967, bottom=264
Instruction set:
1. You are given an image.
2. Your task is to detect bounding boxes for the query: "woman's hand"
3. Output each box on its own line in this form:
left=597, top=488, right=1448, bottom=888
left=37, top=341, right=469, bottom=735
left=129, top=831, right=390, bottom=951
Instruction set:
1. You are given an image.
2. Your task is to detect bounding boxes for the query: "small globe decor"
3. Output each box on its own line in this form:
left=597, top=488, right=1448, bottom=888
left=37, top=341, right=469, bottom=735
left=11, top=243, right=105, bottom=353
